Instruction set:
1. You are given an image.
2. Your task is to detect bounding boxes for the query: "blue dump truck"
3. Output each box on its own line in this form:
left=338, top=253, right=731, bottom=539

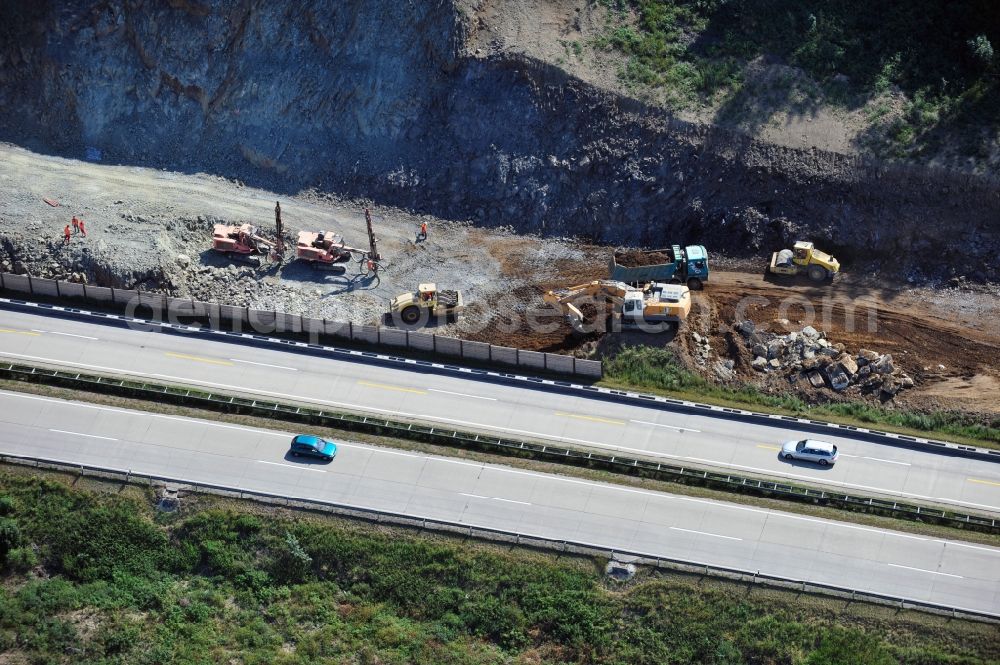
left=609, top=245, right=709, bottom=289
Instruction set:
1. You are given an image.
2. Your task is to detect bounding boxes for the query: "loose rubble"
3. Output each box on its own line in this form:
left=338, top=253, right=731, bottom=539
left=735, top=320, right=915, bottom=401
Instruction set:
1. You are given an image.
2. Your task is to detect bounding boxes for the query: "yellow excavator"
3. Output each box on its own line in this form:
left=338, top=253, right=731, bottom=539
left=768, top=241, right=840, bottom=282
left=543, top=280, right=691, bottom=332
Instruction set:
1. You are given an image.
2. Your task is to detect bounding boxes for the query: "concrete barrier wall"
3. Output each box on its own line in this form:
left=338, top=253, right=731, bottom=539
left=83, top=285, right=113, bottom=302
left=575, top=359, right=603, bottom=378
left=247, top=309, right=276, bottom=331
left=31, top=278, right=58, bottom=297
left=219, top=304, right=245, bottom=324
left=462, top=340, right=490, bottom=361
left=352, top=324, right=379, bottom=345
left=57, top=281, right=85, bottom=299
left=544, top=353, right=575, bottom=374
left=435, top=336, right=462, bottom=357
left=379, top=327, right=408, bottom=347
left=111, top=288, right=139, bottom=306
left=301, top=317, right=325, bottom=335
left=324, top=320, right=352, bottom=338
left=408, top=332, right=435, bottom=352
left=2, top=274, right=30, bottom=293
left=138, top=292, right=165, bottom=310
left=517, top=350, right=546, bottom=370
left=0, top=272, right=601, bottom=378
left=275, top=311, right=301, bottom=333
left=490, top=345, right=518, bottom=365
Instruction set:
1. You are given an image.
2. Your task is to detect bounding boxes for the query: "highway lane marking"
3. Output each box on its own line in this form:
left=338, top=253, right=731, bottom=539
left=555, top=412, right=625, bottom=425
left=864, top=456, right=911, bottom=466
left=4, top=390, right=997, bottom=553
left=934, top=540, right=999, bottom=553
left=460, top=493, right=531, bottom=506
left=5, top=391, right=291, bottom=438
left=257, top=460, right=326, bottom=473
left=165, top=352, right=234, bottom=366
left=630, top=419, right=700, bottom=433
left=230, top=359, right=298, bottom=371
left=757, top=445, right=782, bottom=451
left=968, top=478, right=1000, bottom=487
left=49, top=428, right=118, bottom=442
left=0, top=328, right=40, bottom=336
left=0, top=356, right=992, bottom=514
left=358, top=380, right=427, bottom=395
left=683, top=456, right=939, bottom=503
left=428, top=388, right=497, bottom=401
left=887, top=563, right=963, bottom=579
left=669, top=527, right=742, bottom=541
left=31, top=329, right=99, bottom=340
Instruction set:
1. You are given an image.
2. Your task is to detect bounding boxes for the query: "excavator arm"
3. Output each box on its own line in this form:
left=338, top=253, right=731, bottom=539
left=543, top=280, right=635, bottom=328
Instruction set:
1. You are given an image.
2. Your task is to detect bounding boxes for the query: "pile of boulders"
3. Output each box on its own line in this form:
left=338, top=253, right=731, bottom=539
left=735, top=320, right=915, bottom=400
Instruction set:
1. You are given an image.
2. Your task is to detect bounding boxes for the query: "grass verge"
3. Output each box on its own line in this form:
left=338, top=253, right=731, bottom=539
left=601, top=346, right=1000, bottom=449
left=0, top=470, right=997, bottom=664
left=2, top=377, right=998, bottom=547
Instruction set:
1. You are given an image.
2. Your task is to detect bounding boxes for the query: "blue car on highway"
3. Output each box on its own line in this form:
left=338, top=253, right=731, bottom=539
left=289, top=434, right=337, bottom=461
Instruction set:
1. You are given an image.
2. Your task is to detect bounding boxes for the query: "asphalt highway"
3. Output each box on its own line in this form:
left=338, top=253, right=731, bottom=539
left=0, top=308, right=998, bottom=515
left=0, top=391, right=997, bottom=614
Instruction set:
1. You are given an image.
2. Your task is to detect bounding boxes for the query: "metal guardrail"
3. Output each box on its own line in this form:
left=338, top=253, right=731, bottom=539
left=1, top=451, right=996, bottom=623
left=2, top=360, right=997, bottom=534
left=3, top=295, right=998, bottom=464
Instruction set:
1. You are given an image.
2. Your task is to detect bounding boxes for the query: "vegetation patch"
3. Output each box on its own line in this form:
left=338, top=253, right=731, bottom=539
left=0, top=474, right=997, bottom=663
left=602, top=345, right=1000, bottom=447
left=596, top=0, right=999, bottom=159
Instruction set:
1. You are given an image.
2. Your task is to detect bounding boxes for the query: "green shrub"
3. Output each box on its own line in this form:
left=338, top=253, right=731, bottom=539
left=0, top=517, right=20, bottom=565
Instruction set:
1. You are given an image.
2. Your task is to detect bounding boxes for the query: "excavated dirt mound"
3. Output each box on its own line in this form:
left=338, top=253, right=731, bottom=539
left=613, top=250, right=671, bottom=267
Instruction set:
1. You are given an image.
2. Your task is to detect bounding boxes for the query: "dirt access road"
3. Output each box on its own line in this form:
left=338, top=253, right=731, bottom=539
left=1, top=143, right=998, bottom=415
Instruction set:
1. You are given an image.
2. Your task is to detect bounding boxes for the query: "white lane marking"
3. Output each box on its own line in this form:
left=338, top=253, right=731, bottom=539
left=839, top=453, right=859, bottom=458
left=256, top=460, right=326, bottom=473
left=864, top=456, right=911, bottom=466
left=49, top=428, right=118, bottom=441
left=460, top=493, right=530, bottom=505
left=0, top=357, right=993, bottom=514
left=230, top=359, right=298, bottom=371
left=887, top=563, right=963, bottom=579
left=682, top=456, right=938, bottom=502
left=934, top=540, right=999, bottom=553
left=3, top=390, right=996, bottom=553
left=937, top=498, right=1000, bottom=512
left=32, top=329, right=99, bottom=340
left=3, top=391, right=290, bottom=437
left=670, top=526, right=742, bottom=541
left=630, top=419, right=700, bottom=433
left=428, top=388, right=497, bottom=401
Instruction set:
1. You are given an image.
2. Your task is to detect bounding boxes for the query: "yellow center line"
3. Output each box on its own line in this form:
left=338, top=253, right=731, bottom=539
left=165, top=352, right=234, bottom=366
left=0, top=329, right=41, bottom=336
left=357, top=380, right=427, bottom=395
left=554, top=412, right=626, bottom=426
left=968, top=478, right=1000, bottom=487
left=756, top=445, right=782, bottom=451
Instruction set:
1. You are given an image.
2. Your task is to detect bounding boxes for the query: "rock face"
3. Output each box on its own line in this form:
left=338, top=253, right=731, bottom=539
left=1, top=2, right=999, bottom=277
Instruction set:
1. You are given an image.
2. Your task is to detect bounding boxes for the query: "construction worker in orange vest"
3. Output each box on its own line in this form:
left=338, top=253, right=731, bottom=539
left=418, top=221, right=428, bottom=242
left=71, top=216, right=80, bottom=234
left=63, top=224, right=71, bottom=244
left=78, top=218, right=86, bottom=236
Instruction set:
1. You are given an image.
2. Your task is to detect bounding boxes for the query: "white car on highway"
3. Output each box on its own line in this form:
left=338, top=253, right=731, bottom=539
left=781, top=439, right=838, bottom=466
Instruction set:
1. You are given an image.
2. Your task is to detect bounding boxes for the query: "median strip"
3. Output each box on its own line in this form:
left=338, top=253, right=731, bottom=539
left=0, top=359, right=997, bottom=535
